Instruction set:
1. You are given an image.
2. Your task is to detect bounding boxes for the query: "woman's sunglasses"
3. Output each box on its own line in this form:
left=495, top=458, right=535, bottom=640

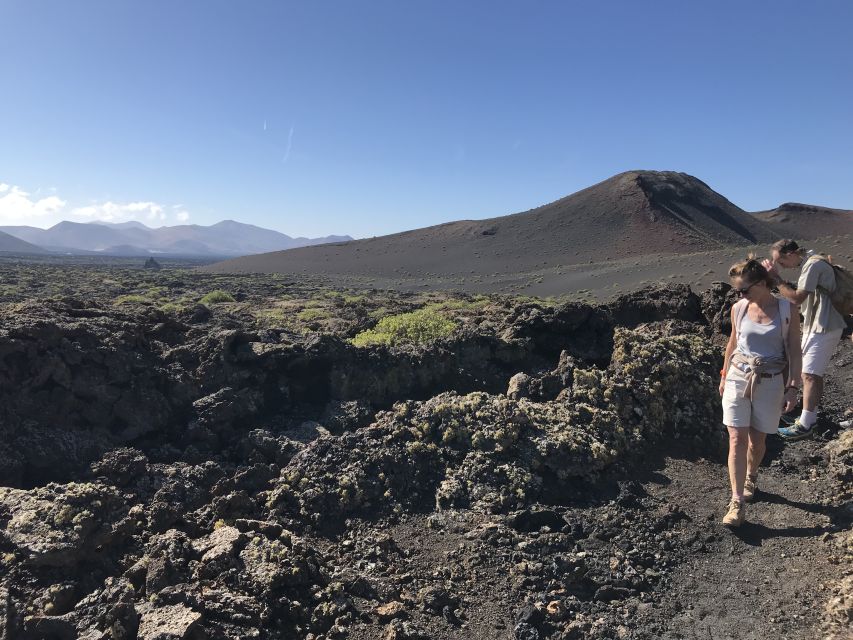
left=736, top=281, right=758, bottom=296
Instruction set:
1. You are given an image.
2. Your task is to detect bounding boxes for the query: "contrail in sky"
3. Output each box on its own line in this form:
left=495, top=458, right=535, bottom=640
left=263, top=119, right=267, bottom=131
left=282, top=126, right=294, bottom=163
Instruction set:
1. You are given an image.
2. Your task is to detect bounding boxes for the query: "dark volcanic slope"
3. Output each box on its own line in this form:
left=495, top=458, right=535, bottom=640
left=754, top=202, right=853, bottom=240
left=0, top=230, right=46, bottom=254
left=204, top=171, right=778, bottom=277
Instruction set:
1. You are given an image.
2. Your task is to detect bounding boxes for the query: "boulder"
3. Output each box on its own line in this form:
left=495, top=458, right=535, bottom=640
left=137, top=603, right=201, bottom=640
left=192, top=525, right=246, bottom=579
left=0, top=482, right=126, bottom=567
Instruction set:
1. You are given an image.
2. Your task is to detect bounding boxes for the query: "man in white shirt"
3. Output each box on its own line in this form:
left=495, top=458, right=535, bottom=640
left=764, top=239, right=846, bottom=440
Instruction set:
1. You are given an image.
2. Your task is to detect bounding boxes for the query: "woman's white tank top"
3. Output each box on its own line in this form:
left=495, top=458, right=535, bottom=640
left=736, top=303, right=785, bottom=359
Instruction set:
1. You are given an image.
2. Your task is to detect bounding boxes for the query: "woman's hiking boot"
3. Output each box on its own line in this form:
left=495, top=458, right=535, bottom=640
left=722, top=499, right=745, bottom=528
left=743, top=475, right=758, bottom=502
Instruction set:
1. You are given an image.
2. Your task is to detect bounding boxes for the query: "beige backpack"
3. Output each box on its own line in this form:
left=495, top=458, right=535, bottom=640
left=807, top=255, right=853, bottom=316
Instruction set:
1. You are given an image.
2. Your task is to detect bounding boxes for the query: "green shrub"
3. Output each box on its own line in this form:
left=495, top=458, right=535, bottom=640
left=352, top=308, right=457, bottom=347
left=297, top=308, right=326, bottom=322
left=199, top=290, right=235, bottom=304
left=159, top=302, right=185, bottom=314
left=423, top=297, right=488, bottom=313
left=114, top=294, right=149, bottom=305
left=368, top=306, right=391, bottom=320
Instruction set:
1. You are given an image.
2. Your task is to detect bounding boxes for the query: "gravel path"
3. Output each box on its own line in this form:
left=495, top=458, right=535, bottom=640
left=637, top=445, right=843, bottom=640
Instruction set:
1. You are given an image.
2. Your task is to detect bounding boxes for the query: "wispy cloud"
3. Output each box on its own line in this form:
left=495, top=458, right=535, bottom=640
left=73, top=201, right=166, bottom=222
left=0, top=180, right=191, bottom=227
left=172, top=204, right=190, bottom=223
left=263, top=119, right=267, bottom=131
left=282, top=125, right=294, bottom=163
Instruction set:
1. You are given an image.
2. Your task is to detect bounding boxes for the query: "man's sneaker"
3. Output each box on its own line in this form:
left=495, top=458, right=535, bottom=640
left=778, top=419, right=814, bottom=441
left=722, top=499, right=745, bottom=528
left=780, top=414, right=796, bottom=427
left=743, top=476, right=758, bottom=502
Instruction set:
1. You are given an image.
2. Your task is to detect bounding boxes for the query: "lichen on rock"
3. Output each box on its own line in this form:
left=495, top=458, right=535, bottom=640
left=0, top=482, right=128, bottom=568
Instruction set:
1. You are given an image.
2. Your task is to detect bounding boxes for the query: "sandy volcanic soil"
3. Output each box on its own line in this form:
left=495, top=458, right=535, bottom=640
left=3, top=233, right=851, bottom=303
left=214, top=236, right=851, bottom=301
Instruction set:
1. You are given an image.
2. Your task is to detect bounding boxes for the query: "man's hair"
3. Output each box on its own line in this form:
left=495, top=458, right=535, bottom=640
left=729, top=254, right=773, bottom=288
left=771, top=239, right=804, bottom=256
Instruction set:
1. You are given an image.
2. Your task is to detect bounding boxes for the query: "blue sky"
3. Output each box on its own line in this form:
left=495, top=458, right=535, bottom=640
left=1, top=1, right=851, bottom=238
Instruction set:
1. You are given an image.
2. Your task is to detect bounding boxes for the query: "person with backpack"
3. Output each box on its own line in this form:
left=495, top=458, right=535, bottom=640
left=719, top=257, right=801, bottom=527
left=763, top=239, right=849, bottom=440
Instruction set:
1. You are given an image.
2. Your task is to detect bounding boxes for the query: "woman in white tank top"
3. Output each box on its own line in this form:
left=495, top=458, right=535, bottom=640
left=735, top=305, right=785, bottom=360
left=718, top=258, right=802, bottom=528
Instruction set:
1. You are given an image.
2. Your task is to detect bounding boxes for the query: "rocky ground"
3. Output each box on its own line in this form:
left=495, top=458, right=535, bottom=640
left=0, top=261, right=850, bottom=639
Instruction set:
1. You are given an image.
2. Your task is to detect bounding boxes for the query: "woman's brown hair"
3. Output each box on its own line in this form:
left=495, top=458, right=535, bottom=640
left=728, top=254, right=774, bottom=288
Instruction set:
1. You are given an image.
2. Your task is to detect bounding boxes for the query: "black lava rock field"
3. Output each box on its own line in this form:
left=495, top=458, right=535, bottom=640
left=0, top=261, right=850, bottom=640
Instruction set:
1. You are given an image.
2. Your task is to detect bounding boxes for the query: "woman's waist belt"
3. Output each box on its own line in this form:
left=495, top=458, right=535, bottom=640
left=730, top=353, right=787, bottom=399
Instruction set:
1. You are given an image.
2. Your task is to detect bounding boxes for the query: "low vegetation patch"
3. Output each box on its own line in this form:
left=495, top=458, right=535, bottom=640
left=159, top=302, right=186, bottom=314
left=352, top=307, right=458, bottom=347
left=113, top=294, right=150, bottom=305
left=297, top=307, right=327, bottom=322
left=199, top=289, right=235, bottom=304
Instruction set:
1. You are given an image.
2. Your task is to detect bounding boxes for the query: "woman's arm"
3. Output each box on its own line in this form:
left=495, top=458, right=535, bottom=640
left=719, top=306, right=738, bottom=396
left=786, top=306, right=802, bottom=384
left=783, top=306, right=803, bottom=412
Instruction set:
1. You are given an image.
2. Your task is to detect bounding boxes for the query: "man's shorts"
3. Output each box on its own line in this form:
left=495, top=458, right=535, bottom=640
left=801, top=329, right=843, bottom=377
left=722, top=368, right=784, bottom=434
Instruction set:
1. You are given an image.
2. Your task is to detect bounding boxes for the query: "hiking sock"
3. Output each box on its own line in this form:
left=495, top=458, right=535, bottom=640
left=799, top=409, right=817, bottom=428
left=731, top=492, right=744, bottom=502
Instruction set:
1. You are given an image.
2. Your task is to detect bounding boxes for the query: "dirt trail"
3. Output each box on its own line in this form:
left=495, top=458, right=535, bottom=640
left=339, top=436, right=847, bottom=640
left=636, top=444, right=844, bottom=640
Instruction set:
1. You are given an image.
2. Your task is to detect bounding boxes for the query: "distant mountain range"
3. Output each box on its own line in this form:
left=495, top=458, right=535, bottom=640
left=0, top=220, right=352, bottom=256
left=0, top=230, right=49, bottom=254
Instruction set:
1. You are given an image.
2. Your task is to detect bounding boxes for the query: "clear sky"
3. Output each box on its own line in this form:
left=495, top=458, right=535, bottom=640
left=1, top=1, right=851, bottom=238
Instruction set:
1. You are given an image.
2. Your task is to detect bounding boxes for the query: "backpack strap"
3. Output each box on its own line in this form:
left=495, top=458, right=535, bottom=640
left=733, top=298, right=748, bottom=337
left=778, top=296, right=792, bottom=383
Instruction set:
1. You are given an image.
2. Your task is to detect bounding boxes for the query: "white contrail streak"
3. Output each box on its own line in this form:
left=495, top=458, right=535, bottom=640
left=282, top=126, right=294, bottom=163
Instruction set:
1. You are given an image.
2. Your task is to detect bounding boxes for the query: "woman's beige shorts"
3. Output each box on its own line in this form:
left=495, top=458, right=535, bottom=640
left=721, top=369, right=784, bottom=434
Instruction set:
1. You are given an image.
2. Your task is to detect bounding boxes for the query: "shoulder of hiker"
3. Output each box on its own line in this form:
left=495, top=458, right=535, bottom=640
left=732, top=298, right=748, bottom=332
left=804, top=254, right=833, bottom=271
left=731, top=298, right=747, bottom=315
left=798, top=256, right=826, bottom=290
